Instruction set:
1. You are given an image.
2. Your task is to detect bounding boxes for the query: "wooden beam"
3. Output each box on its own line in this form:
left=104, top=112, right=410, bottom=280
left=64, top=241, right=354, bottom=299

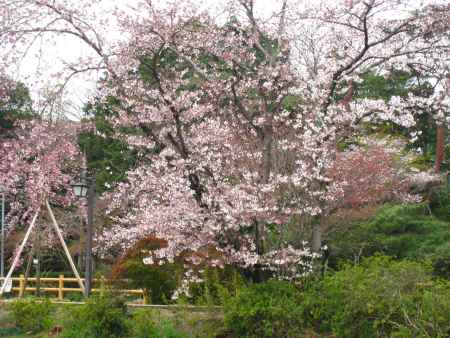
left=45, top=199, right=85, bottom=293
left=0, top=208, right=40, bottom=295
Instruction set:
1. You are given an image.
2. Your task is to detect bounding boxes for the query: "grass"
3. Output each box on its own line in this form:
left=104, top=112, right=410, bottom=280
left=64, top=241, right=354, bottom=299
left=0, top=327, right=24, bottom=338
left=0, top=300, right=225, bottom=338
left=0, top=303, right=49, bottom=338
left=0, top=300, right=335, bottom=337
left=0, top=327, right=45, bottom=338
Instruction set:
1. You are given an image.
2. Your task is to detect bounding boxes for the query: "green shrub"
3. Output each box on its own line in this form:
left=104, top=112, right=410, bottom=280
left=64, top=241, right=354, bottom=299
left=188, top=265, right=245, bottom=305
left=433, top=248, right=450, bottom=279
left=303, top=256, right=450, bottom=338
left=223, top=279, right=304, bottom=338
left=61, top=294, right=130, bottom=338
left=118, top=258, right=181, bottom=304
left=113, top=237, right=246, bottom=306
left=112, top=236, right=183, bottom=304
left=327, top=203, right=450, bottom=270
left=7, top=297, right=54, bottom=333
left=408, top=153, right=434, bottom=171
left=0, top=327, right=23, bottom=337
left=132, top=311, right=191, bottom=338
left=429, top=186, right=450, bottom=221
left=390, top=280, right=450, bottom=338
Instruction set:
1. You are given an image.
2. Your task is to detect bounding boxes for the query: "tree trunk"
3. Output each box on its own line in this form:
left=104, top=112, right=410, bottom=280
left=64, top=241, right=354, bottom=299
left=435, top=124, right=445, bottom=173
left=262, top=131, right=273, bottom=182
left=77, top=252, right=83, bottom=271
left=253, top=220, right=264, bottom=282
left=311, top=223, right=322, bottom=253
left=252, top=129, right=274, bottom=282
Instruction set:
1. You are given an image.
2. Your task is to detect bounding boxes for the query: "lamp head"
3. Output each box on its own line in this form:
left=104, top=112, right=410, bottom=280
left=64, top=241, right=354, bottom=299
left=72, top=168, right=89, bottom=198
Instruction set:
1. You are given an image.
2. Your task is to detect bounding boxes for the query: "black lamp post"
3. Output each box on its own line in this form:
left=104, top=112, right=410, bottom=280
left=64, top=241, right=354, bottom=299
left=72, top=169, right=95, bottom=297
left=0, top=186, right=5, bottom=278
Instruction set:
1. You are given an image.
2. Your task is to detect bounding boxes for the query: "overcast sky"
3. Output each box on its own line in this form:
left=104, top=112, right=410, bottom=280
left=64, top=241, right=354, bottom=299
left=9, top=0, right=289, bottom=119
left=6, top=0, right=446, bottom=120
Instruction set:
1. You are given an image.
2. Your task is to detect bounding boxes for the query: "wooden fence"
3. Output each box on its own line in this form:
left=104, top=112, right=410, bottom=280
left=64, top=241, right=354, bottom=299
left=0, top=275, right=148, bottom=303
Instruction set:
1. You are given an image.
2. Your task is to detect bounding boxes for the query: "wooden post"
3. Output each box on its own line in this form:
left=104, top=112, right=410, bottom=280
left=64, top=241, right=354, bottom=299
left=19, top=274, right=25, bottom=297
left=143, top=289, right=149, bottom=305
left=58, top=274, right=64, bottom=301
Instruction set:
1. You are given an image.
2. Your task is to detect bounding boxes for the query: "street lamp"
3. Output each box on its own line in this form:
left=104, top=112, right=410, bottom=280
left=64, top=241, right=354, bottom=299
left=72, top=169, right=95, bottom=297
left=72, top=179, right=89, bottom=198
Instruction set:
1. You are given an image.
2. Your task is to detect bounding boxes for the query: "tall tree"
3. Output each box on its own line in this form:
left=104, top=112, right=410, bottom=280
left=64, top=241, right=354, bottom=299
left=0, top=76, right=33, bottom=135
left=0, top=0, right=448, bottom=284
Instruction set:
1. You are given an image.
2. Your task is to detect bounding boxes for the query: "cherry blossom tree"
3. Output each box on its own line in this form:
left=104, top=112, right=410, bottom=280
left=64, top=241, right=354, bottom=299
left=95, top=0, right=449, bottom=273
left=0, top=74, right=86, bottom=273
left=0, top=120, right=80, bottom=228
left=330, top=139, right=417, bottom=210
left=0, top=0, right=448, bottom=284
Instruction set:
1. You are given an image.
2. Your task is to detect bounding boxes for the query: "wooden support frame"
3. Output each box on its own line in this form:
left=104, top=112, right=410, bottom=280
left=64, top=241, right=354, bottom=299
left=0, top=208, right=40, bottom=295
left=0, top=198, right=85, bottom=295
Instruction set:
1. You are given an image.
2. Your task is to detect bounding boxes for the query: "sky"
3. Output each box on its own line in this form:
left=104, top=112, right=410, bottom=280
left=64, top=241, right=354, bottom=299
left=7, top=0, right=288, bottom=119
left=5, top=0, right=447, bottom=120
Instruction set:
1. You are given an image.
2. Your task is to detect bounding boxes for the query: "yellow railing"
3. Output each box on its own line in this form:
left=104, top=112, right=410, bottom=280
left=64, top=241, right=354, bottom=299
left=0, top=275, right=148, bottom=304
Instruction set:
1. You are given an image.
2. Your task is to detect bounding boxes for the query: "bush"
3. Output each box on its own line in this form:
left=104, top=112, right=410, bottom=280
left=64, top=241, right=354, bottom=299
left=303, top=256, right=450, bottom=338
left=223, top=279, right=304, bottom=338
left=188, top=265, right=245, bottom=305
left=7, top=297, right=54, bottom=333
left=61, top=294, right=130, bottom=338
left=116, top=258, right=180, bottom=304
left=429, top=186, right=450, bottom=221
left=112, top=236, right=183, bottom=304
left=132, top=311, right=191, bottom=338
left=327, top=203, right=450, bottom=271
left=391, top=280, right=450, bottom=338
left=113, top=237, right=246, bottom=305
left=433, top=248, right=450, bottom=279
